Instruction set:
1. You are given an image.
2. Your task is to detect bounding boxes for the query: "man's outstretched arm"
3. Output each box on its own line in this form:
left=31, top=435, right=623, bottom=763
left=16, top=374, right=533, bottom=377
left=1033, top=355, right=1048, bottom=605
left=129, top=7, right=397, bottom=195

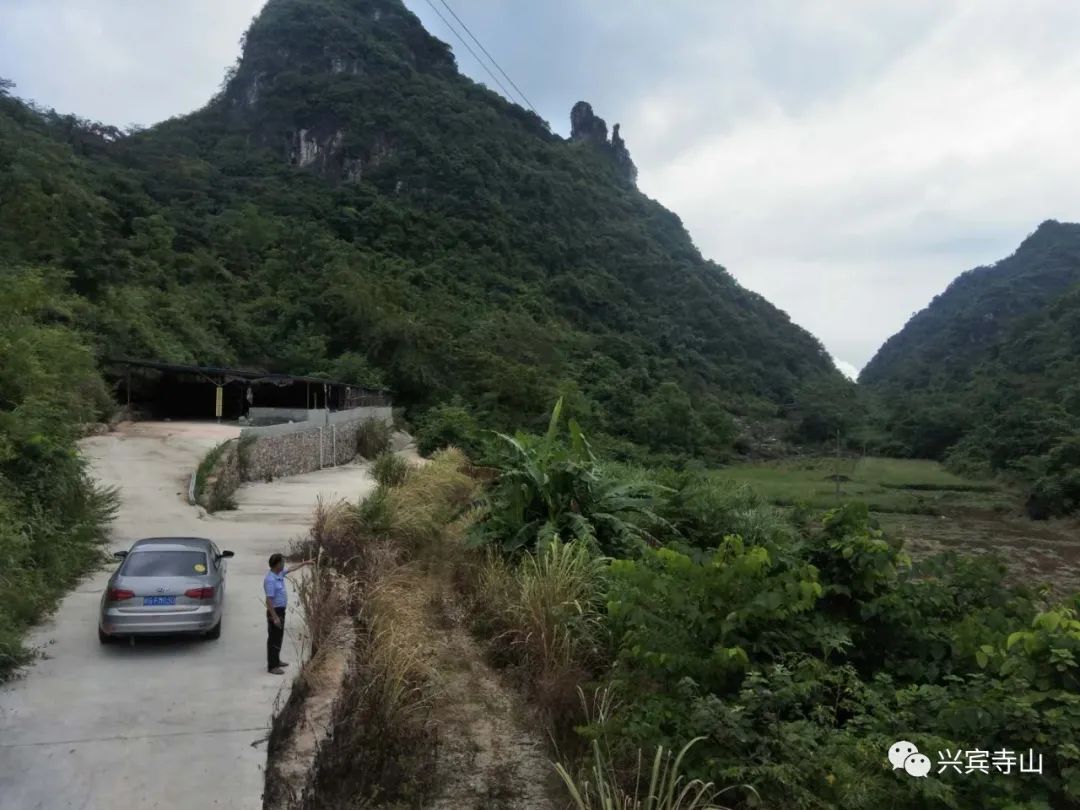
left=285, top=559, right=316, bottom=576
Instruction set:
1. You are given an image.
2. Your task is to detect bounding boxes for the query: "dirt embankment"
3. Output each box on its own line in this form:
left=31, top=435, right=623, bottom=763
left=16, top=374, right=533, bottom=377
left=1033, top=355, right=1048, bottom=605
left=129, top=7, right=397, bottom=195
left=413, top=571, right=558, bottom=810
left=263, top=451, right=561, bottom=810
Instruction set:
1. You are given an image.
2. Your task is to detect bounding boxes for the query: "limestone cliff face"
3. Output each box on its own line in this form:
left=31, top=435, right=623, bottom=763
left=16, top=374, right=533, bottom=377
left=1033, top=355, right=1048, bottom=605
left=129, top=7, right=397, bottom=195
left=219, top=0, right=456, bottom=181
left=217, top=2, right=637, bottom=189
left=570, top=100, right=609, bottom=143
left=570, top=101, right=637, bottom=184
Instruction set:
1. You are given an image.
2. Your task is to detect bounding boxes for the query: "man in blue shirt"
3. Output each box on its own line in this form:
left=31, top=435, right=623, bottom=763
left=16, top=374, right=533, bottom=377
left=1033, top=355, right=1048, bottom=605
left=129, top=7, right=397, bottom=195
left=264, top=553, right=314, bottom=674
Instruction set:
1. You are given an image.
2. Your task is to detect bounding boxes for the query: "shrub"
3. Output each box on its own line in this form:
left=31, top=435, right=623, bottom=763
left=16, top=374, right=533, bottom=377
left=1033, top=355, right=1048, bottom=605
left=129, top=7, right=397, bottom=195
left=373, top=451, right=409, bottom=488
left=414, top=401, right=487, bottom=459
left=1026, top=435, right=1080, bottom=518
left=0, top=267, right=117, bottom=678
left=660, top=472, right=792, bottom=548
left=356, top=418, right=392, bottom=459
left=473, top=399, right=669, bottom=555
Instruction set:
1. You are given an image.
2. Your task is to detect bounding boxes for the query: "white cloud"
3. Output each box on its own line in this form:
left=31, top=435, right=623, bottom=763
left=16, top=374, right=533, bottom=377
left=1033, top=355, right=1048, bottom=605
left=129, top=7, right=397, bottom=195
left=625, top=0, right=1080, bottom=369
left=0, top=0, right=265, bottom=126
left=834, top=359, right=858, bottom=381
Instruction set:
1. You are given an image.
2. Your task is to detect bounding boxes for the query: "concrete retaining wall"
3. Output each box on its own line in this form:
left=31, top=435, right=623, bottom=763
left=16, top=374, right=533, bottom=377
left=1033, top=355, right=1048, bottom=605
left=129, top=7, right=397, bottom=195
left=248, top=407, right=327, bottom=426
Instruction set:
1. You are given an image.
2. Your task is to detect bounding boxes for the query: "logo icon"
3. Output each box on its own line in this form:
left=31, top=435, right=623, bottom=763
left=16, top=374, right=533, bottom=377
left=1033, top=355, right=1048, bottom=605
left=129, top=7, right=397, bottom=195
left=904, top=753, right=932, bottom=778
left=889, top=741, right=929, bottom=777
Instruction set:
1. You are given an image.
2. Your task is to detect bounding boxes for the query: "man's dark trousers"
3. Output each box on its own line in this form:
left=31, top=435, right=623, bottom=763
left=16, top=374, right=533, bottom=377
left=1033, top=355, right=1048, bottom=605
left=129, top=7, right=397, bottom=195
left=267, top=607, right=286, bottom=670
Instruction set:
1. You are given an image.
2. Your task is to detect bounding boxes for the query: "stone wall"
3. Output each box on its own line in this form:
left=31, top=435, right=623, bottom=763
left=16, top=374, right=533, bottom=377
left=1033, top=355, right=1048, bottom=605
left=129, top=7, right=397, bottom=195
left=239, top=408, right=392, bottom=481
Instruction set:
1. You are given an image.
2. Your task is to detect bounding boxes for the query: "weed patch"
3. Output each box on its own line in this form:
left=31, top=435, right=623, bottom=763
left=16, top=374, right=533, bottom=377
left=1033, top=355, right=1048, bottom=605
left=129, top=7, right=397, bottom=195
left=356, top=419, right=392, bottom=459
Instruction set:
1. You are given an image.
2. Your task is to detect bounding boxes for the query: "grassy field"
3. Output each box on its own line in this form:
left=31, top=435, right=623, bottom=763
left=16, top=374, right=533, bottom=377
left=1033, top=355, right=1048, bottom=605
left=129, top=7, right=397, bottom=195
left=715, top=456, right=1080, bottom=594
left=714, top=455, right=1016, bottom=515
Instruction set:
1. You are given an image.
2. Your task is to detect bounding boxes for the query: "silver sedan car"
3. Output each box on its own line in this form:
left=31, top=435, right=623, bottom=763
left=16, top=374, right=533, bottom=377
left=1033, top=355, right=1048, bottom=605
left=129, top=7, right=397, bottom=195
left=98, top=537, right=234, bottom=643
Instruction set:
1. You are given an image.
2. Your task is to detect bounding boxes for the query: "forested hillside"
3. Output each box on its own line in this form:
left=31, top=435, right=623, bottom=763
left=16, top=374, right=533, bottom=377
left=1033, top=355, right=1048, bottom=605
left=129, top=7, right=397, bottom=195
left=0, top=0, right=844, bottom=463
left=861, top=220, right=1080, bottom=515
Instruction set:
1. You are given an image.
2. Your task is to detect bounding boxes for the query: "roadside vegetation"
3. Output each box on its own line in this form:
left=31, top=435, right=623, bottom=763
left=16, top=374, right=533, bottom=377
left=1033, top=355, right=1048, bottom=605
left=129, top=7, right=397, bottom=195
left=289, top=400, right=1079, bottom=810
left=267, top=401, right=1080, bottom=808
left=193, top=440, right=239, bottom=512
left=356, top=419, right=392, bottom=459
left=0, top=267, right=117, bottom=679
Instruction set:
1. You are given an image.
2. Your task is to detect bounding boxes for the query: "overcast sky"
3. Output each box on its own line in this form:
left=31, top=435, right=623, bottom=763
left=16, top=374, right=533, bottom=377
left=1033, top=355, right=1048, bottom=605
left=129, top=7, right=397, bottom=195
left=4, top=1, right=1080, bottom=376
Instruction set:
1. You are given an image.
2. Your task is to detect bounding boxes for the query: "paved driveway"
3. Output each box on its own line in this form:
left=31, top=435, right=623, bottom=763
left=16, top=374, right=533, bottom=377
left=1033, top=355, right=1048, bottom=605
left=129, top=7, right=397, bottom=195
left=0, top=422, right=374, bottom=810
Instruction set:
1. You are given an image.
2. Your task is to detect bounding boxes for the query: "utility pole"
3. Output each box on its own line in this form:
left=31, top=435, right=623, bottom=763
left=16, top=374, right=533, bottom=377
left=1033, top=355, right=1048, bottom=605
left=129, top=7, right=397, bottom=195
left=835, top=427, right=842, bottom=498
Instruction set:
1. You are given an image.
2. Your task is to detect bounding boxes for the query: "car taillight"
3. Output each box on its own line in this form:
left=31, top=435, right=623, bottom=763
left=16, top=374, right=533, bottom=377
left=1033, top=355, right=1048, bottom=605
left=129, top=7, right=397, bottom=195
left=107, top=587, right=135, bottom=601
left=185, top=587, right=216, bottom=599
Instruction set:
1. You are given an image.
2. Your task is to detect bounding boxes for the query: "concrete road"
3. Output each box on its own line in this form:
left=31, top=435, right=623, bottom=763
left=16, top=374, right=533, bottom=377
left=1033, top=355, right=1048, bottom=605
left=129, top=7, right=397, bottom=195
left=0, top=422, right=375, bottom=810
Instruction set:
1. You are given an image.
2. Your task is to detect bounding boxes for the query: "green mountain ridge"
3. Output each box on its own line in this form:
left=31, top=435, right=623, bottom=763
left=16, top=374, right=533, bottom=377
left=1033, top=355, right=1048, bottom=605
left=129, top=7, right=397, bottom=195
left=861, top=219, right=1080, bottom=514
left=861, top=219, right=1080, bottom=390
left=0, top=0, right=844, bottom=459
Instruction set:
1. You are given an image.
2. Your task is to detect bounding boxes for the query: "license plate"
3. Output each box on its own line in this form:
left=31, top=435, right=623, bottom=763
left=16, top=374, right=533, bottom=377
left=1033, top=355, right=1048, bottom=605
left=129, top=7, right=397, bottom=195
left=143, top=596, right=176, bottom=606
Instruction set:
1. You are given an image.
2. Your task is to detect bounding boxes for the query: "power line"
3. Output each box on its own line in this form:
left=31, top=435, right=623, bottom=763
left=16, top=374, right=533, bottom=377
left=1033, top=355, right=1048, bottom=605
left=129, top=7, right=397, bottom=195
left=436, top=0, right=538, bottom=114
left=421, top=0, right=519, bottom=106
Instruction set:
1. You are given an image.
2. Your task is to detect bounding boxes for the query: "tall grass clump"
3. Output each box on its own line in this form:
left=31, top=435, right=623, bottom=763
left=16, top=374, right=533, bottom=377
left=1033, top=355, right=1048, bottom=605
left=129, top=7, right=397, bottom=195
left=555, top=738, right=739, bottom=810
left=347, top=447, right=478, bottom=552
left=513, top=538, right=608, bottom=727
left=554, top=688, right=753, bottom=810
left=356, top=418, right=392, bottom=459
left=513, top=539, right=607, bottom=675
left=373, top=451, right=410, bottom=488
left=461, top=537, right=607, bottom=732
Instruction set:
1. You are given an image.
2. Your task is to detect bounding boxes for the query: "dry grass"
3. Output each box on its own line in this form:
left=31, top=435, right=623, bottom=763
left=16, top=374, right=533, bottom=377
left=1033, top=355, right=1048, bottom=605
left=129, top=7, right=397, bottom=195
left=302, top=553, right=440, bottom=807
left=280, top=452, right=482, bottom=807
left=460, top=539, right=607, bottom=739
left=280, top=446, right=591, bottom=807
left=293, top=558, right=353, bottom=659
left=346, top=447, right=480, bottom=552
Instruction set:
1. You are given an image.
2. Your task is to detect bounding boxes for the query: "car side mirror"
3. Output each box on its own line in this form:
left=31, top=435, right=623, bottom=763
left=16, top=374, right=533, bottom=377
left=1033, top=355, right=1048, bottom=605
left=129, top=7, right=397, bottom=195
left=113, top=550, right=128, bottom=559
left=219, top=550, right=235, bottom=559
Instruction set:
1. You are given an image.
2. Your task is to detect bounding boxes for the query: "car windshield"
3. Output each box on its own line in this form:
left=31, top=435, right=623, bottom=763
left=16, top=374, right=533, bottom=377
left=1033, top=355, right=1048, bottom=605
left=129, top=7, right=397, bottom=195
left=122, top=550, right=208, bottom=577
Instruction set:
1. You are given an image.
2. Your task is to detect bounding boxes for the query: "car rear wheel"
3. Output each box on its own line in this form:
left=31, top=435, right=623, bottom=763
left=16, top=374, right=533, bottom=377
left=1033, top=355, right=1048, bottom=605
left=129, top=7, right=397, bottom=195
left=205, top=620, right=222, bottom=640
left=98, top=627, right=113, bottom=645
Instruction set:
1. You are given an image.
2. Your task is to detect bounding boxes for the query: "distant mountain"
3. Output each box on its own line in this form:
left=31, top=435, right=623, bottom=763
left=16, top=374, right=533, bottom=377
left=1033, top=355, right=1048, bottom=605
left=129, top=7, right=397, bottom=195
left=0, top=0, right=845, bottom=458
left=861, top=220, right=1080, bottom=391
left=861, top=220, right=1080, bottom=514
